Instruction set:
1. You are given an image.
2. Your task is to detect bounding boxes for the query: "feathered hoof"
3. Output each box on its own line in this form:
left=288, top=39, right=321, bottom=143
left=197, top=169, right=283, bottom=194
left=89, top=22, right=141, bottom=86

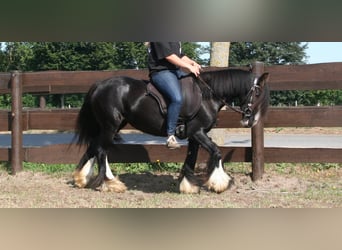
left=98, top=178, right=127, bottom=193
left=72, top=170, right=89, bottom=188
left=205, top=166, right=233, bottom=193
left=72, top=158, right=95, bottom=189
left=179, top=176, right=200, bottom=194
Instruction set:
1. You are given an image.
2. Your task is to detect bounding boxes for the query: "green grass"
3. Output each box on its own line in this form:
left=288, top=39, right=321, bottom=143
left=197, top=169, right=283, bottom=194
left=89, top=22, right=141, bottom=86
left=0, top=161, right=182, bottom=175
left=224, top=162, right=251, bottom=174
left=23, top=162, right=75, bottom=174
left=1, top=161, right=340, bottom=177
left=0, top=161, right=342, bottom=179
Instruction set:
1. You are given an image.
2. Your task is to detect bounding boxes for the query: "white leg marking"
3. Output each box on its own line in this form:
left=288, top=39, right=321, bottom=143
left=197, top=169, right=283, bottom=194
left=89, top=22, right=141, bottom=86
left=179, top=176, right=200, bottom=194
left=205, top=160, right=232, bottom=193
left=100, top=157, right=127, bottom=193
left=73, top=157, right=95, bottom=188
left=105, top=156, right=115, bottom=180
left=82, top=158, right=95, bottom=178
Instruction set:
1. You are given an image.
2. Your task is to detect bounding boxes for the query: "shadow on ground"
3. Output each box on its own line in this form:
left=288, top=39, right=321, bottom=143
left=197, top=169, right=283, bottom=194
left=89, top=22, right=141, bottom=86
left=119, top=172, right=179, bottom=193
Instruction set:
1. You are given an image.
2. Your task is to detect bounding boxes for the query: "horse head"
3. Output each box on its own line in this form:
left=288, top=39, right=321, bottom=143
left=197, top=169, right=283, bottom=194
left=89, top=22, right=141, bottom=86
left=240, top=72, right=270, bottom=128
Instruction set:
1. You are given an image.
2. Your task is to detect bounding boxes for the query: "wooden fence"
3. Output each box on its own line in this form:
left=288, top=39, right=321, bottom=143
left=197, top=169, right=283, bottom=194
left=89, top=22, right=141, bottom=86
left=1, top=62, right=342, bottom=178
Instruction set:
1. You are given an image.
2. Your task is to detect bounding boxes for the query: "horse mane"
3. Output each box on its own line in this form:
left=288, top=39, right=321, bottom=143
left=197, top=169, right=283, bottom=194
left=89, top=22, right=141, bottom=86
left=196, top=68, right=270, bottom=117
left=198, top=69, right=254, bottom=100
left=194, top=75, right=214, bottom=99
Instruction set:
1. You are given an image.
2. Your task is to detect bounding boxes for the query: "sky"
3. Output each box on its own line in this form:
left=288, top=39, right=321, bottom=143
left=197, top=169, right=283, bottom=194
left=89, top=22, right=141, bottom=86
left=200, top=42, right=342, bottom=64
left=304, top=42, right=342, bottom=64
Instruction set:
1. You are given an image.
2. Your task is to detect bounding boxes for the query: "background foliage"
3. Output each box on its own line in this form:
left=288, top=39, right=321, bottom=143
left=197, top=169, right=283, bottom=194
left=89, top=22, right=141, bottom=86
left=0, top=42, right=341, bottom=108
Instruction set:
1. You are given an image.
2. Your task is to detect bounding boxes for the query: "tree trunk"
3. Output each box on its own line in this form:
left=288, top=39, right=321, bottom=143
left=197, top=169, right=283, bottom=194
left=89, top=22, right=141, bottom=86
left=210, top=42, right=231, bottom=67
left=209, top=42, right=231, bottom=145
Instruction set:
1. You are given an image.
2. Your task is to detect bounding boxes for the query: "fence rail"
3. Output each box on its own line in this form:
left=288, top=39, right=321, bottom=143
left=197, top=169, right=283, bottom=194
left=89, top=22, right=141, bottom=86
left=1, top=62, right=342, bottom=176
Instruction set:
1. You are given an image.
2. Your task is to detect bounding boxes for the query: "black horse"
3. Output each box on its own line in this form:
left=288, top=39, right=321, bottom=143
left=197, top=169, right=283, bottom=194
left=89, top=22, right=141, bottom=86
left=72, top=68, right=269, bottom=194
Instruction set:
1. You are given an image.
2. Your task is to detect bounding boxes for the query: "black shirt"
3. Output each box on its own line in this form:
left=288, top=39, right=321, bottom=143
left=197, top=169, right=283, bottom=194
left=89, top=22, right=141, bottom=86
left=148, top=42, right=184, bottom=75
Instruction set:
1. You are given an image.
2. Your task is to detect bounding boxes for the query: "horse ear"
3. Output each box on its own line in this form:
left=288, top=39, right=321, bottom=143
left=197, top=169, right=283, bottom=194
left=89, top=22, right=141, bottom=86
left=257, top=72, right=269, bottom=87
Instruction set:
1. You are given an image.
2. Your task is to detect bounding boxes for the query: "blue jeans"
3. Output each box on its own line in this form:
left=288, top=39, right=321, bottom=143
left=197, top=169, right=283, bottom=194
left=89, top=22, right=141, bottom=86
left=151, top=69, right=188, bottom=136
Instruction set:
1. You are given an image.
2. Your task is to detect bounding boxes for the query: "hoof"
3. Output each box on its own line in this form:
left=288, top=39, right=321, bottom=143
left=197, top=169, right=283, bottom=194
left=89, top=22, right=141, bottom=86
left=72, top=170, right=89, bottom=188
left=205, top=165, right=232, bottom=193
left=72, top=158, right=95, bottom=188
left=179, top=176, right=200, bottom=194
left=99, top=178, right=127, bottom=193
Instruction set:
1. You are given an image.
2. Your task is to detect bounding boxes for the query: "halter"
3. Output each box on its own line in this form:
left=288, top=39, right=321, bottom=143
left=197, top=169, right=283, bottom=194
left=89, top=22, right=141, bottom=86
left=197, top=75, right=261, bottom=116
left=237, top=78, right=261, bottom=118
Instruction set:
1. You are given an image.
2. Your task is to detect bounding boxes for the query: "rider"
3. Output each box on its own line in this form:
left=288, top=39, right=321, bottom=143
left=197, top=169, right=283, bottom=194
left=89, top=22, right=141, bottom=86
left=147, top=42, right=202, bottom=149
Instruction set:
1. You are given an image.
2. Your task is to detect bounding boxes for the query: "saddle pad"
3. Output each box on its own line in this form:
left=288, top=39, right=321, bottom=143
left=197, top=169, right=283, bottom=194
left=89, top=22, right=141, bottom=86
left=146, top=76, right=202, bottom=120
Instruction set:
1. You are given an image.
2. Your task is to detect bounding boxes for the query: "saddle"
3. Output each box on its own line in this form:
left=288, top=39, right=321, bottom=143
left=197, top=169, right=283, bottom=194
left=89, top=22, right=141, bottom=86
left=146, top=76, right=202, bottom=121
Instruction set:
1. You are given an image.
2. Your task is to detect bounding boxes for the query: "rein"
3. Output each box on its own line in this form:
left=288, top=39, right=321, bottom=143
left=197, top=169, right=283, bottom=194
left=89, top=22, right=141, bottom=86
left=197, top=75, right=259, bottom=116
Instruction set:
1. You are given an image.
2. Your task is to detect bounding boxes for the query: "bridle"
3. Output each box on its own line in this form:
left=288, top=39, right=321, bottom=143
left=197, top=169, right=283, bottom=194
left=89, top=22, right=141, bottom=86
left=197, top=75, right=261, bottom=117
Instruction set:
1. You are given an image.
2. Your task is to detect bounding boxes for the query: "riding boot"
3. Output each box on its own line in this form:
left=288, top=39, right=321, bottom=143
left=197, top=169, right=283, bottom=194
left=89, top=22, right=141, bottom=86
left=166, top=135, right=181, bottom=149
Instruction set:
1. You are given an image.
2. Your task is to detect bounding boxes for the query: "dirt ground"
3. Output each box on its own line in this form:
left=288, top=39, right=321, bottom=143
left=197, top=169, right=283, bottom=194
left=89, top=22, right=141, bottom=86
left=0, top=163, right=340, bottom=208
left=0, top=127, right=341, bottom=208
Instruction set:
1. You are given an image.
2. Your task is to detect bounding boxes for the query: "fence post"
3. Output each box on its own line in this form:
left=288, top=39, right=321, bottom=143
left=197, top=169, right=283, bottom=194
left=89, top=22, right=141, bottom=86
left=39, top=96, right=46, bottom=109
left=251, top=62, right=265, bottom=181
left=10, top=71, right=23, bottom=174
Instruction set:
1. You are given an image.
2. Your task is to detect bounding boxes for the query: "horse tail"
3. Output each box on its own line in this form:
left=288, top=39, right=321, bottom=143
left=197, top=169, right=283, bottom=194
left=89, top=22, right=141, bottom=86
left=73, top=82, right=101, bottom=147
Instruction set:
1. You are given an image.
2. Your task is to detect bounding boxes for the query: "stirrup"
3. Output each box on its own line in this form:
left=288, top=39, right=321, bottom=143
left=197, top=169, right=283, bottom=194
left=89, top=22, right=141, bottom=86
left=175, top=124, right=187, bottom=139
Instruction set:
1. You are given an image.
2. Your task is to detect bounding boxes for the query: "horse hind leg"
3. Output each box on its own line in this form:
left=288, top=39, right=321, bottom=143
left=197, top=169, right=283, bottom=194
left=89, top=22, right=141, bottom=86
left=73, top=146, right=126, bottom=192
left=81, top=145, right=125, bottom=193
left=97, top=155, right=127, bottom=193
left=73, top=146, right=96, bottom=188
left=99, top=124, right=127, bottom=192
left=84, top=130, right=127, bottom=192
left=74, top=102, right=127, bottom=192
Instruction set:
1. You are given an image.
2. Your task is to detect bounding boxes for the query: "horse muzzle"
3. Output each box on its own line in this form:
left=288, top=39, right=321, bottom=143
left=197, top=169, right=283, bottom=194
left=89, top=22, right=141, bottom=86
left=240, top=117, right=252, bottom=128
left=240, top=114, right=258, bottom=128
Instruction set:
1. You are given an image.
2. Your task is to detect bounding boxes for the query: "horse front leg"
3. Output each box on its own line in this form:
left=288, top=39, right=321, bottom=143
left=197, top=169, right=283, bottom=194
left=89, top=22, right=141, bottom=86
left=193, top=130, right=233, bottom=193
left=179, top=138, right=201, bottom=194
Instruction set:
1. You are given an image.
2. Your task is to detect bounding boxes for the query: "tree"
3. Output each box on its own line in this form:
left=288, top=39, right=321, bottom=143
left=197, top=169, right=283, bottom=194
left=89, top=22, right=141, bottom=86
left=229, top=42, right=308, bottom=66
left=0, top=44, right=6, bottom=71
left=182, top=42, right=207, bottom=66
left=113, top=42, right=148, bottom=69
left=27, top=42, right=120, bottom=107
left=29, top=42, right=117, bottom=71
left=0, top=42, right=34, bottom=71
